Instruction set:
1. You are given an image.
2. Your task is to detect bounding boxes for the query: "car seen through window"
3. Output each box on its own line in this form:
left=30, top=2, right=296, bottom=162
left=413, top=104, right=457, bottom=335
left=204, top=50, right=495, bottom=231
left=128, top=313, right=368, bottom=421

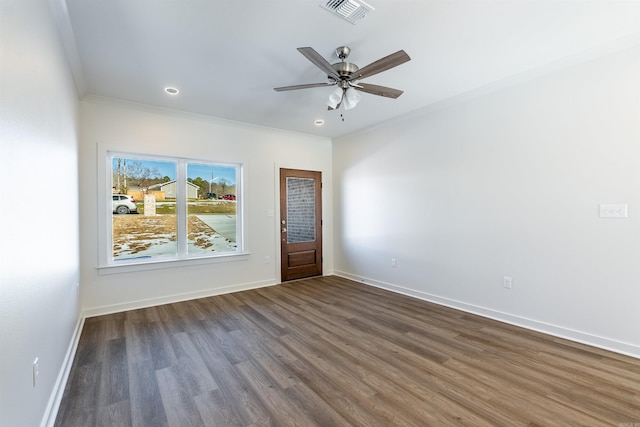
left=112, top=195, right=137, bottom=214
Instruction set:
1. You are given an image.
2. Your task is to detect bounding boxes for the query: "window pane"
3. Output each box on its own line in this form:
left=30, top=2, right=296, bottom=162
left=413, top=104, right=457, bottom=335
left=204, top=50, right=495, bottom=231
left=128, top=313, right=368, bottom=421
left=186, top=162, right=238, bottom=255
left=286, top=177, right=316, bottom=243
left=111, top=156, right=177, bottom=261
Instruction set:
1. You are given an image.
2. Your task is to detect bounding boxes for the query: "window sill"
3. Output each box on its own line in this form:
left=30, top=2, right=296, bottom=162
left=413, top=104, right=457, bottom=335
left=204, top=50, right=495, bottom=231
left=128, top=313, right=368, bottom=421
left=97, top=252, right=251, bottom=275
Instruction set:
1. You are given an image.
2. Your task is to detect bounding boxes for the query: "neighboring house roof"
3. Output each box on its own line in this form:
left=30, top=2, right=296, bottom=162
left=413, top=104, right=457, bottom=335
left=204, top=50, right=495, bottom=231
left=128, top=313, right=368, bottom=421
left=148, top=180, right=199, bottom=191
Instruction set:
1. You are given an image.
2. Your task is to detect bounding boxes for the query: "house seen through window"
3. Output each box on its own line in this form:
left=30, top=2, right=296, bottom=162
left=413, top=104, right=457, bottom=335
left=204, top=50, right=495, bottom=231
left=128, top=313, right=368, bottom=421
left=110, top=154, right=241, bottom=263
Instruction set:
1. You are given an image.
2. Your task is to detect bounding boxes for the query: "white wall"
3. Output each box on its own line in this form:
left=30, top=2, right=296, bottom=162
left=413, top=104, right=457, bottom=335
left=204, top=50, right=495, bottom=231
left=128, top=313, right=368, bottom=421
left=79, top=99, right=333, bottom=314
left=333, top=45, right=640, bottom=357
left=0, top=0, right=81, bottom=425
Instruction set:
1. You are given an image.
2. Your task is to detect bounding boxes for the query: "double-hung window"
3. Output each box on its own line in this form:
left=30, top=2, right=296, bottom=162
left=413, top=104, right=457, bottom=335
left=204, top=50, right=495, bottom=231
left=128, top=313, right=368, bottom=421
left=100, top=150, right=244, bottom=270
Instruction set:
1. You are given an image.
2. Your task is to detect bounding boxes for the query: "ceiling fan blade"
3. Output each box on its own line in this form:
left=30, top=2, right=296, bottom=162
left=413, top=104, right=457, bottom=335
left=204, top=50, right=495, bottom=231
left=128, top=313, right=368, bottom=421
left=298, top=47, right=340, bottom=80
left=274, top=82, right=335, bottom=92
left=354, top=83, right=404, bottom=99
left=351, top=50, right=411, bottom=80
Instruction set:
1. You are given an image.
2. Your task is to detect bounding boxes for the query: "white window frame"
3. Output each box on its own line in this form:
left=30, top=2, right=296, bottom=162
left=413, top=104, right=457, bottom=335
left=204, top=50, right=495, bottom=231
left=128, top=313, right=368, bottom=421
left=97, top=145, right=249, bottom=274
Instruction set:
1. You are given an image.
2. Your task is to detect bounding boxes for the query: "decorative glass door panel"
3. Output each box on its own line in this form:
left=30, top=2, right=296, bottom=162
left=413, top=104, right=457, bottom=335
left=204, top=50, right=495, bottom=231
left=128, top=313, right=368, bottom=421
left=286, top=177, right=316, bottom=244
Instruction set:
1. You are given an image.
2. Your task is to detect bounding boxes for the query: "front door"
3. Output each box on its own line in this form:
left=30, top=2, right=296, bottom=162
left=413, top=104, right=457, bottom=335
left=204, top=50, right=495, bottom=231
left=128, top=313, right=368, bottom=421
left=280, top=168, right=322, bottom=281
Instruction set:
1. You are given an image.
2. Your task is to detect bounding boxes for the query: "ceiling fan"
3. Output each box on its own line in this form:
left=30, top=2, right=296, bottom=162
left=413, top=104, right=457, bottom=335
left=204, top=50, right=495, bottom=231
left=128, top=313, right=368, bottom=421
left=274, top=46, right=411, bottom=110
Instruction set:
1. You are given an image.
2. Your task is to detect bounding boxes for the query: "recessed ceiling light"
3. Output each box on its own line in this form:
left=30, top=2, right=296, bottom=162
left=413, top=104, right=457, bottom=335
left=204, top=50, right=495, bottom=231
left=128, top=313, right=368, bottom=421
left=164, top=87, right=179, bottom=95
left=314, top=119, right=325, bottom=126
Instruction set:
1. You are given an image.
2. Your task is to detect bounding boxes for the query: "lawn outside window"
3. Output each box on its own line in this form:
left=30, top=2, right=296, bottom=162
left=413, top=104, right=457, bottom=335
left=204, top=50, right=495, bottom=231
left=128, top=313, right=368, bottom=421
left=98, top=149, right=246, bottom=272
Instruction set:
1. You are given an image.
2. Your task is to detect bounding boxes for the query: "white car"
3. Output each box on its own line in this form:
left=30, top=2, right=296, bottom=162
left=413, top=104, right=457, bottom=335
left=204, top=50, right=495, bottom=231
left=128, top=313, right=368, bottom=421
left=112, top=194, right=138, bottom=214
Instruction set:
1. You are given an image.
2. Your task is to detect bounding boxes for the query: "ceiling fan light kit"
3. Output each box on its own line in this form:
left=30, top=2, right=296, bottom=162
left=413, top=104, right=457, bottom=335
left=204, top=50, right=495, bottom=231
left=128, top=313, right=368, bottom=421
left=327, top=87, right=344, bottom=109
left=274, top=45, right=410, bottom=112
left=326, top=86, right=361, bottom=110
left=343, top=88, right=361, bottom=110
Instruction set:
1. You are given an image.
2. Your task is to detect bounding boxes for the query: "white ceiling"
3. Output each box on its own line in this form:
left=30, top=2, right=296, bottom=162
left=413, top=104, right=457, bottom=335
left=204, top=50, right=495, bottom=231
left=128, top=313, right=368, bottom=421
left=55, top=0, right=640, bottom=138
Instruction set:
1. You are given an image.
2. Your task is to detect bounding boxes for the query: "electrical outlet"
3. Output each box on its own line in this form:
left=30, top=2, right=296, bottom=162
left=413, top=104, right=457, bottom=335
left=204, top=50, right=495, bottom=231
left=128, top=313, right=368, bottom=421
left=503, top=276, right=513, bottom=289
left=33, top=358, right=39, bottom=387
left=391, top=258, right=397, bottom=268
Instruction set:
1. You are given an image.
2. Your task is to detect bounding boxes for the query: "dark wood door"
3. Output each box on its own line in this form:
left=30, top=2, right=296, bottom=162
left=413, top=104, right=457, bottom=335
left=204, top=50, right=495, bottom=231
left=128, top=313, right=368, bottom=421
left=280, top=168, right=322, bottom=281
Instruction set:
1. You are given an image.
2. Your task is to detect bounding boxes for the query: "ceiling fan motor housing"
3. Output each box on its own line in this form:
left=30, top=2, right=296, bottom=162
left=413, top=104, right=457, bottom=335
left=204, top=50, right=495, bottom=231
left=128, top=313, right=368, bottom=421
left=331, top=61, right=359, bottom=79
left=330, top=46, right=359, bottom=83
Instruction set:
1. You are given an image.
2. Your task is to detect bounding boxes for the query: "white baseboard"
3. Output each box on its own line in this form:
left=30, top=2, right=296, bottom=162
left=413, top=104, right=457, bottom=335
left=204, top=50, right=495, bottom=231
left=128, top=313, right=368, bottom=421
left=334, top=270, right=640, bottom=360
left=41, top=315, right=85, bottom=427
left=82, top=278, right=279, bottom=318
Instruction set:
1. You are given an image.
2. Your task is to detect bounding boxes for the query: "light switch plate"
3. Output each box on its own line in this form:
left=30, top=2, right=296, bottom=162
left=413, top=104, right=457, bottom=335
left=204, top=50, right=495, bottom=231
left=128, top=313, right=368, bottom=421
left=599, top=204, right=628, bottom=218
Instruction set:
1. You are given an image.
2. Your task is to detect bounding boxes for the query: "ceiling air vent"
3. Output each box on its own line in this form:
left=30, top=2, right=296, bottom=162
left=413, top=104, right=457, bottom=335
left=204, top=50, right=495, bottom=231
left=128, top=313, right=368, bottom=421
left=320, top=0, right=374, bottom=24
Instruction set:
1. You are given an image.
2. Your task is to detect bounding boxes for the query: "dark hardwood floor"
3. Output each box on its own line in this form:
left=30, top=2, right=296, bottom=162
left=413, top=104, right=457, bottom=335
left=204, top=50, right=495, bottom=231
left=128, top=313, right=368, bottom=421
left=55, top=275, right=640, bottom=426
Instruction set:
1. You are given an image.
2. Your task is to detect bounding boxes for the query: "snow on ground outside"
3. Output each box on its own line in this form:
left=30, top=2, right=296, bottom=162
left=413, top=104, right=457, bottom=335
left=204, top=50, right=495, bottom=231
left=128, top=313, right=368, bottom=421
left=113, top=215, right=236, bottom=260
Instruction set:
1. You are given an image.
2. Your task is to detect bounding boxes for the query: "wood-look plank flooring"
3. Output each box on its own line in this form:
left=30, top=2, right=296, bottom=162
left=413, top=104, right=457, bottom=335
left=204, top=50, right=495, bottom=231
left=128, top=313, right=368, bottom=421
left=55, top=275, right=640, bottom=426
